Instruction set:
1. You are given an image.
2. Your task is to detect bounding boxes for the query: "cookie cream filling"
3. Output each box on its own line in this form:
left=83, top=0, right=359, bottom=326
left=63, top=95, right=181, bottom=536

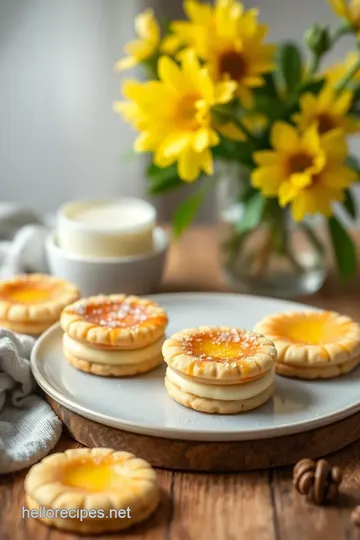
left=63, top=333, right=164, bottom=365
left=165, top=366, right=274, bottom=401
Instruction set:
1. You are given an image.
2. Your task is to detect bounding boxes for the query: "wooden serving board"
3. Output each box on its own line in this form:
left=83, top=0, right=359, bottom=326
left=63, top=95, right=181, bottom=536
left=47, top=397, right=360, bottom=472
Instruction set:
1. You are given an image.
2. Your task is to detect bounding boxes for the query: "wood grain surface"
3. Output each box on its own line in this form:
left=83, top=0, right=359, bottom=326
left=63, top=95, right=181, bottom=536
left=2, top=226, right=360, bottom=540
left=47, top=397, right=360, bottom=472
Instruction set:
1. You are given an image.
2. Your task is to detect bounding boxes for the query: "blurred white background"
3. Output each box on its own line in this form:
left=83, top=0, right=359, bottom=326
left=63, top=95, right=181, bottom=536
left=0, top=0, right=359, bottom=220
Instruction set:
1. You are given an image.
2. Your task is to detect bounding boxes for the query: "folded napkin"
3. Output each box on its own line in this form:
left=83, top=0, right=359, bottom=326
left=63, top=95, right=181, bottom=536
left=0, top=329, right=62, bottom=473
left=0, top=202, right=50, bottom=278
left=0, top=203, right=62, bottom=473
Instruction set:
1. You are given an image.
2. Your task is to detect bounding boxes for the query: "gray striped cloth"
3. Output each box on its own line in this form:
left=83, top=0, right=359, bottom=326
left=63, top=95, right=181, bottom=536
left=0, top=329, right=62, bottom=473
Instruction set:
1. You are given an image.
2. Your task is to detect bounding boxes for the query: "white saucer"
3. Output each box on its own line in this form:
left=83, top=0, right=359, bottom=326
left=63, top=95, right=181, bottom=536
left=31, top=293, right=360, bottom=442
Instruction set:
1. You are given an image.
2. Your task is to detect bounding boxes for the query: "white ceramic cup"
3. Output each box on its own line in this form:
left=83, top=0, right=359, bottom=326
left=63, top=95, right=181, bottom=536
left=57, top=198, right=157, bottom=258
left=45, top=227, right=169, bottom=296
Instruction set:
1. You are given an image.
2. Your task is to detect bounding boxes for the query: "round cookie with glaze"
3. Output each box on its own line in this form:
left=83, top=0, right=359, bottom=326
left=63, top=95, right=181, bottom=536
left=254, top=311, right=360, bottom=376
left=63, top=333, right=164, bottom=376
left=24, top=448, right=159, bottom=534
left=60, top=294, right=168, bottom=350
left=0, top=274, right=79, bottom=335
left=162, top=326, right=277, bottom=381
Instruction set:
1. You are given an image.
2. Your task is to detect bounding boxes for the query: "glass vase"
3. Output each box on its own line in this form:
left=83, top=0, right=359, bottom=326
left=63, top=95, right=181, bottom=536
left=217, top=164, right=327, bottom=298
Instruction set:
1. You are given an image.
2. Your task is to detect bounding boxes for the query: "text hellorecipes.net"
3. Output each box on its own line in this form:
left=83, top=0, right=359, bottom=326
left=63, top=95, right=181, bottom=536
left=22, top=505, right=132, bottom=521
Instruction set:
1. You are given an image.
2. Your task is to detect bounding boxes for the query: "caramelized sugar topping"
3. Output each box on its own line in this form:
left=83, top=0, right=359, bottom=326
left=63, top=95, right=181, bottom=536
left=0, top=281, right=56, bottom=304
left=72, top=299, right=166, bottom=329
left=274, top=312, right=353, bottom=345
left=180, top=328, right=263, bottom=363
left=61, top=455, right=126, bottom=492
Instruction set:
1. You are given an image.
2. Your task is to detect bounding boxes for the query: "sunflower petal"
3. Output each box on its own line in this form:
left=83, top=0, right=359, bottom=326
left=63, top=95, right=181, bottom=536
left=333, top=90, right=353, bottom=115
left=200, top=148, right=214, bottom=175
left=178, top=148, right=202, bottom=182
left=290, top=173, right=313, bottom=188
left=214, top=81, right=237, bottom=104
left=217, top=122, right=246, bottom=141
left=115, top=56, right=138, bottom=71
left=271, top=122, right=299, bottom=152
left=279, top=182, right=299, bottom=206
left=251, top=166, right=283, bottom=195
left=185, top=0, right=214, bottom=23
left=321, top=129, right=348, bottom=160
left=158, top=132, right=192, bottom=158
left=301, top=123, right=321, bottom=154
left=328, top=0, right=349, bottom=17
left=253, top=150, right=279, bottom=166
left=158, top=56, right=184, bottom=93
left=193, top=128, right=219, bottom=152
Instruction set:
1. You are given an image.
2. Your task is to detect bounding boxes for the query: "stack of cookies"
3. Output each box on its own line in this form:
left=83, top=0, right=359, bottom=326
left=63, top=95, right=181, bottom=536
left=254, top=310, right=360, bottom=379
left=60, top=294, right=168, bottom=376
left=162, top=326, right=277, bottom=414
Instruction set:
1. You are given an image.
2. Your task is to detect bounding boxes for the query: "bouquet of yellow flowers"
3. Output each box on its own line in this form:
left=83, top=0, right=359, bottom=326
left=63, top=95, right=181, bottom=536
left=115, top=0, right=360, bottom=286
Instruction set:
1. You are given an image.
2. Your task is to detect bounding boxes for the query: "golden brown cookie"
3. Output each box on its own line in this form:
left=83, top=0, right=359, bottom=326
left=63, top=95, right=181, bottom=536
left=0, top=274, right=79, bottom=335
left=254, top=311, right=360, bottom=379
left=64, top=349, right=164, bottom=376
left=275, top=356, right=359, bottom=379
left=60, top=294, right=168, bottom=350
left=24, top=448, right=159, bottom=534
left=165, top=377, right=274, bottom=414
left=162, top=326, right=277, bottom=382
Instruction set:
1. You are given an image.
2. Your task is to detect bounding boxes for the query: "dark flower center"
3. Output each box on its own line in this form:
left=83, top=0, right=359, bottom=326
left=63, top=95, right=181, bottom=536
left=219, top=50, right=247, bottom=81
left=288, top=153, right=314, bottom=174
left=317, top=113, right=336, bottom=134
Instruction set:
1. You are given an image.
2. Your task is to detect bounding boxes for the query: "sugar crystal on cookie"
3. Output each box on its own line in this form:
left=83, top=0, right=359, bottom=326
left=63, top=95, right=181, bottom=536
left=180, top=328, right=263, bottom=363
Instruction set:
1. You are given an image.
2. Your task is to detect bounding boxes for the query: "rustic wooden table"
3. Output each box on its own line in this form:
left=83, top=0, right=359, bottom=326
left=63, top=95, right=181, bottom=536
left=2, top=226, right=360, bottom=540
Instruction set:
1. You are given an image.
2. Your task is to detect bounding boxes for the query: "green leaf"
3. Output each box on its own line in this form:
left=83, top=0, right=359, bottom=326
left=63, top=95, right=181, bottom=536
left=328, top=216, right=357, bottom=282
left=172, top=188, right=206, bottom=238
left=252, top=93, right=286, bottom=123
left=147, top=163, right=183, bottom=194
left=262, top=73, right=279, bottom=99
left=346, top=155, right=360, bottom=173
left=298, top=78, right=325, bottom=95
left=343, top=188, right=357, bottom=220
left=236, top=192, right=265, bottom=235
left=212, top=138, right=255, bottom=168
left=275, top=42, right=303, bottom=94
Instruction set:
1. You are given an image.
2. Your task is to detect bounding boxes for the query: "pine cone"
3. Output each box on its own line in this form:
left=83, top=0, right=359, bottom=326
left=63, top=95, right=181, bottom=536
left=293, top=458, right=342, bottom=505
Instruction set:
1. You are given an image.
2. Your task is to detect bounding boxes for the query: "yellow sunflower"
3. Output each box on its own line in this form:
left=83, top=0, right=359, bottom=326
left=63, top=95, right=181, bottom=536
left=251, top=122, right=356, bottom=221
left=328, top=0, right=360, bottom=32
left=114, top=50, right=236, bottom=182
left=115, top=9, right=160, bottom=70
left=170, top=0, right=275, bottom=107
left=293, top=85, right=360, bottom=134
left=325, top=51, right=360, bottom=85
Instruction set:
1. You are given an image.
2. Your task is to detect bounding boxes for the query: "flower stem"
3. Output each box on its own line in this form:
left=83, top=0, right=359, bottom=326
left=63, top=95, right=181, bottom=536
left=308, top=54, right=321, bottom=76
left=335, top=55, right=360, bottom=93
left=332, top=24, right=353, bottom=45
left=230, top=116, right=258, bottom=145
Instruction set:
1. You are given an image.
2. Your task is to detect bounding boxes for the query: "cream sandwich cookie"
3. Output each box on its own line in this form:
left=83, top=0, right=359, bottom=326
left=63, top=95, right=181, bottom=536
left=60, top=294, right=168, bottom=350
left=24, top=448, right=159, bottom=534
left=254, top=311, right=360, bottom=379
left=63, top=333, right=165, bottom=376
left=61, top=294, right=168, bottom=376
left=162, top=326, right=277, bottom=414
left=0, top=274, right=79, bottom=335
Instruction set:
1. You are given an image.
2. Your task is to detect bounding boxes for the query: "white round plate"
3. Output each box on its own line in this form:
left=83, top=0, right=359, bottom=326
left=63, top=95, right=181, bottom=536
left=31, top=293, right=360, bottom=442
